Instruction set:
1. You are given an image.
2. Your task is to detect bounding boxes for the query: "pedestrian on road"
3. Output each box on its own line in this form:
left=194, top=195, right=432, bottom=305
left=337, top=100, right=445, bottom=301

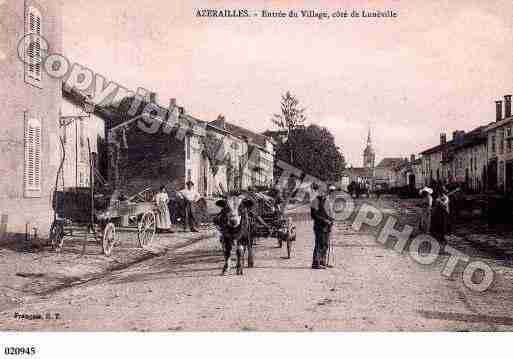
left=154, top=185, right=172, bottom=233
left=419, top=186, right=433, bottom=233
left=311, top=185, right=336, bottom=269
left=431, top=186, right=450, bottom=244
left=167, top=187, right=179, bottom=226
left=180, top=180, right=201, bottom=232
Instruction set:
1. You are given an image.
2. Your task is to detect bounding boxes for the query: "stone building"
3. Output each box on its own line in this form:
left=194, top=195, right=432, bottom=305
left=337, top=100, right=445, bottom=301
left=90, top=93, right=274, bottom=198
left=421, top=127, right=488, bottom=192
left=374, top=157, right=407, bottom=189
left=209, top=117, right=275, bottom=191
left=485, top=94, right=513, bottom=193
left=0, top=0, right=62, bottom=239
left=95, top=94, right=208, bottom=196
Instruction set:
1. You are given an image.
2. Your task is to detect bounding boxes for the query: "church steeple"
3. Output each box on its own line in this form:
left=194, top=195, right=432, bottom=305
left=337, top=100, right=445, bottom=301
left=363, top=127, right=375, bottom=169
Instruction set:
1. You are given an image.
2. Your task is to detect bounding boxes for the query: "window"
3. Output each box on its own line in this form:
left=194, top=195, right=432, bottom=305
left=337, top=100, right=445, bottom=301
left=187, top=169, right=192, bottom=182
left=24, top=116, right=42, bottom=197
left=25, top=5, right=43, bottom=86
left=491, top=135, right=496, bottom=154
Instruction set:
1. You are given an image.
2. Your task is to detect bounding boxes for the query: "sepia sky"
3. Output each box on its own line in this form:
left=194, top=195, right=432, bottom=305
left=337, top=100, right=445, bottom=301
left=62, top=0, right=512, bottom=167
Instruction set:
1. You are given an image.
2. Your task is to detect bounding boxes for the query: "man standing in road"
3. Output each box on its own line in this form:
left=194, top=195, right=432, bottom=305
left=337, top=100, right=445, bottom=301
left=180, top=180, right=201, bottom=232
left=311, top=185, right=336, bottom=269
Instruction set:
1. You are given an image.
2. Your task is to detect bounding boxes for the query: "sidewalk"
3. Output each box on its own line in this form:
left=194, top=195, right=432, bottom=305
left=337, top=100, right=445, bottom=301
left=0, top=226, right=217, bottom=312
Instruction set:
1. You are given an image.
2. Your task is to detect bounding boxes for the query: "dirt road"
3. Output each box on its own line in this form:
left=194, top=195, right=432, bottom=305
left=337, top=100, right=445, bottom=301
left=2, top=197, right=513, bottom=331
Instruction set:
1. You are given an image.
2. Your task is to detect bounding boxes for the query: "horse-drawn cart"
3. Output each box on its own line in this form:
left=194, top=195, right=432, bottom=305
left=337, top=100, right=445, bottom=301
left=50, top=187, right=158, bottom=256
left=248, top=191, right=296, bottom=259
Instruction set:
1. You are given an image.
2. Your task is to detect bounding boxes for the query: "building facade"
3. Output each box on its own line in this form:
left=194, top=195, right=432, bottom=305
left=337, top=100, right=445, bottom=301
left=374, top=157, right=407, bottom=189
left=485, top=95, right=513, bottom=193
left=0, top=0, right=62, bottom=238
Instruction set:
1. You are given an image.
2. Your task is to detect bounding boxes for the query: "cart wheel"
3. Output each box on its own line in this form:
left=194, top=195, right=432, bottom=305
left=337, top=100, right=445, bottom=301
left=138, top=211, right=156, bottom=248
left=49, top=221, right=65, bottom=251
left=102, top=223, right=116, bottom=256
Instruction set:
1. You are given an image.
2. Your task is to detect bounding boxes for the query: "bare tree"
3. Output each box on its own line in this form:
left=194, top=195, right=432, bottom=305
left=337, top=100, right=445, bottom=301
left=271, top=91, right=306, bottom=133
left=271, top=91, right=306, bottom=164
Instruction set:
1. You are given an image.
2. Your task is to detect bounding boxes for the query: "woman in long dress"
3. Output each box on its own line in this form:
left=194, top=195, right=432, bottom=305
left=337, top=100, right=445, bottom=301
left=431, top=186, right=449, bottom=244
left=154, top=186, right=171, bottom=232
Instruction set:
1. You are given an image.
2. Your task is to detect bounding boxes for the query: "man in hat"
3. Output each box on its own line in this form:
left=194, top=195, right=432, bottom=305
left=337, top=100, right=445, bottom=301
left=419, top=186, right=434, bottom=233
left=180, top=180, right=201, bottom=232
left=310, top=184, right=337, bottom=269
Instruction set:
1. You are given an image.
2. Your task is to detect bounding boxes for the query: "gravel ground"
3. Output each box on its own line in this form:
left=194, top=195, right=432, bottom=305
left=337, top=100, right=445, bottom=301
left=1, top=197, right=512, bottom=331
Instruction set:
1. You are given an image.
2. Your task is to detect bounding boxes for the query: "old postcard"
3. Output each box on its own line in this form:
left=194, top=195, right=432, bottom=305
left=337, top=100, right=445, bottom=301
left=1, top=0, right=513, bottom=351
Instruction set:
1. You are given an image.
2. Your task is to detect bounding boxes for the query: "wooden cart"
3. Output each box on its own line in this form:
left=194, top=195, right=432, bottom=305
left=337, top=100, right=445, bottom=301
left=248, top=191, right=296, bottom=259
left=50, top=187, right=158, bottom=256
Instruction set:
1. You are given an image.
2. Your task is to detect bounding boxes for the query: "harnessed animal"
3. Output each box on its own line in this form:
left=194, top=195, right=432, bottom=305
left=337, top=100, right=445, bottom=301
left=214, top=194, right=255, bottom=275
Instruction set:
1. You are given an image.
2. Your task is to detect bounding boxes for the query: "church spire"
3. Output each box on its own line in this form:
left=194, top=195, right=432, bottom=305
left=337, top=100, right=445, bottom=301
left=367, top=127, right=372, bottom=145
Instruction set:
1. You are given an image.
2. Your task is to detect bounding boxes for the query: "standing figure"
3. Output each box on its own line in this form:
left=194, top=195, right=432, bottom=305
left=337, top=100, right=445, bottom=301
left=167, top=186, right=179, bottom=226
left=431, top=186, right=450, bottom=244
left=310, top=185, right=336, bottom=269
left=154, top=186, right=171, bottom=232
left=180, top=180, right=201, bottom=232
left=419, top=187, right=434, bottom=233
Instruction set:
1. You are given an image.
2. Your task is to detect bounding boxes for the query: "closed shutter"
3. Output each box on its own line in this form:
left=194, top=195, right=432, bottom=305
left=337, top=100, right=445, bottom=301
left=24, top=116, right=42, bottom=197
left=25, top=6, right=42, bottom=85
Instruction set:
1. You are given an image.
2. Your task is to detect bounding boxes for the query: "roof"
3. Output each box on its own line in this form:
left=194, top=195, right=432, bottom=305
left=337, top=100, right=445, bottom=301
left=485, top=118, right=513, bottom=132
left=209, top=117, right=273, bottom=150
left=376, top=157, right=407, bottom=168
left=421, top=126, right=487, bottom=155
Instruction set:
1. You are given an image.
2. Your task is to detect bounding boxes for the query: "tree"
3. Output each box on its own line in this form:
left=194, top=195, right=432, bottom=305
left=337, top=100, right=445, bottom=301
left=270, top=92, right=345, bottom=183
left=271, top=91, right=307, bottom=132
left=271, top=91, right=307, bottom=165
left=275, top=124, right=346, bottom=183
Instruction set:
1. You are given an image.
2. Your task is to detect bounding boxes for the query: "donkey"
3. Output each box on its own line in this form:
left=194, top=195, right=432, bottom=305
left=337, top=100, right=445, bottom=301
left=214, top=193, right=255, bottom=275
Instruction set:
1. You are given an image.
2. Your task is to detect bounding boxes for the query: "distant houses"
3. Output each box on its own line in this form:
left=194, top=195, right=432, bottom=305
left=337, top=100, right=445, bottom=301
left=389, top=93, right=511, bottom=195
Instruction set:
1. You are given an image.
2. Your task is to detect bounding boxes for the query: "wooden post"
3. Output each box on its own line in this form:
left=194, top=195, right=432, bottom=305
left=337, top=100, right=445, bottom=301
left=88, top=139, right=94, bottom=230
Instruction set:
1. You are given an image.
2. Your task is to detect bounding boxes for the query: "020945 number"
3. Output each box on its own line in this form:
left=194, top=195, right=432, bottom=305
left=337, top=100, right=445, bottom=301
left=4, top=347, right=36, bottom=355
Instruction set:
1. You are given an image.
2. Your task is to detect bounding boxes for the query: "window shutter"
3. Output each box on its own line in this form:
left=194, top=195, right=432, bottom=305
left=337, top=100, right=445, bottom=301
left=25, top=6, right=42, bottom=85
left=24, top=116, right=42, bottom=197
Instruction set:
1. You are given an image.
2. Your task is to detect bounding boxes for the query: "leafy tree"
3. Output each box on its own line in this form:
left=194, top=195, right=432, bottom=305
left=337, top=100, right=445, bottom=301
left=274, top=124, right=345, bottom=183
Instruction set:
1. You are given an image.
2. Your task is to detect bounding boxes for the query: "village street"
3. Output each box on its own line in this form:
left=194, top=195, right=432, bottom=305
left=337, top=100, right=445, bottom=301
left=1, top=196, right=513, bottom=331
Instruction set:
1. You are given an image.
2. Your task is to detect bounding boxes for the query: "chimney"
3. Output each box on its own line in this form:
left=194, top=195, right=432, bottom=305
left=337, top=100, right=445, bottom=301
left=410, top=154, right=415, bottom=163
left=505, top=95, right=512, bottom=118
left=496, top=100, right=503, bottom=122
left=149, top=92, right=157, bottom=103
left=169, top=98, right=176, bottom=110
left=440, top=133, right=447, bottom=145
left=216, top=114, right=226, bottom=129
